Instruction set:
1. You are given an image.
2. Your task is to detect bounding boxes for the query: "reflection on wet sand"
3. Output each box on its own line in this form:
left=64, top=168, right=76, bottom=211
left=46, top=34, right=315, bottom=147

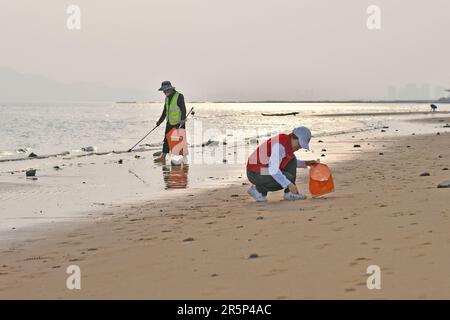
left=162, top=164, right=189, bottom=189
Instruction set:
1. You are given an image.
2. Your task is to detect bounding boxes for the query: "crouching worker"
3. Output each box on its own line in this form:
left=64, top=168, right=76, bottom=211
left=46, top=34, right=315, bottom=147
left=246, top=127, right=317, bottom=202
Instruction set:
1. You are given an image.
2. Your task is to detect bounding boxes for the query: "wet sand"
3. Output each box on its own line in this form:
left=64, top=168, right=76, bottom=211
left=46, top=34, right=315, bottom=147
left=1, top=130, right=449, bottom=299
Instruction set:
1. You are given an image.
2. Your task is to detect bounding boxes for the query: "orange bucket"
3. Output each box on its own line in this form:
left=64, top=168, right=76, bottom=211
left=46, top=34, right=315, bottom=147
left=309, top=163, right=335, bottom=197
left=166, top=128, right=188, bottom=156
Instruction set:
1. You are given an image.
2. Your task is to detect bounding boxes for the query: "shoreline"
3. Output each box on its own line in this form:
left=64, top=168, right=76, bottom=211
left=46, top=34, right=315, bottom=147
left=1, top=129, right=449, bottom=299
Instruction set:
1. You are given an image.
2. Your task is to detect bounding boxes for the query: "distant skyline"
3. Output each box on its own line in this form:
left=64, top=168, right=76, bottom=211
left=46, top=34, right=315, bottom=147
left=1, top=1, right=449, bottom=102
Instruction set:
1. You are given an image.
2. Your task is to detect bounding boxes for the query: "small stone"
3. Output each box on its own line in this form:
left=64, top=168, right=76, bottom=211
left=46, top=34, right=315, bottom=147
left=26, top=169, right=36, bottom=177
left=134, top=155, right=140, bottom=159
left=443, top=168, right=449, bottom=171
left=318, top=140, right=324, bottom=143
left=248, top=253, right=259, bottom=259
left=118, top=159, right=123, bottom=164
left=381, top=130, right=386, bottom=133
left=28, top=152, right=38, bottom=158
left=419, top=172, right=430, bottom=177
left=321, top=149, right=327, bottom=152
left=379, top=153, right=384, bottom=155
left=53, top=166, right=61, bottom=170
left=183, top=237, right=194, bottom=242
left=256, top=216, right=264, bottom=220
left=81, top=146, right=95, bottom=152
left=437, top=132, right=441, bottom=135
left=437, top=180, right=450, bottom=188
left=222, top=159, right=228, bottom=163
left=353, top=144, right=361, bottom=148
left=230, top=194, right=239, bottom=197
left=321, top=154, right=326, bottom=157
left=443, top=124, right=450, bottom=128
left=211, top=273, right=218, bottom=277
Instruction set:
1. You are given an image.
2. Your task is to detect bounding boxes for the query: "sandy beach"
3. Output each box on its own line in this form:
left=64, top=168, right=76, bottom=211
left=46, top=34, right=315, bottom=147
left=1, top=124, right=449, bottom=299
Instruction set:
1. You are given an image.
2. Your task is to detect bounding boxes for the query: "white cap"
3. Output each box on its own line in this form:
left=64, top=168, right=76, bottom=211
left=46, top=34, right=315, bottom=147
left=292, top=127, right=311, bottom=150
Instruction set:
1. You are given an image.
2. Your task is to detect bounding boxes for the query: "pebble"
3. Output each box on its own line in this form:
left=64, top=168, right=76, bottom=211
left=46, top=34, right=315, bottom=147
left=81, top=146, right=95, bottom=152
left=26, top=169, right=36, bottom=177
left=353, top=144, right=361, bottom=148
left=248, top=253, right=259, bottom=259
left=183, top=237, right=194, bottom=242
left=419, top=172, right=430, bottom=177
left=28, top=152, right=38, bottom=158
left=437, top=180, right=450, bottom=188
left=118, top=159, right=123, bottom=164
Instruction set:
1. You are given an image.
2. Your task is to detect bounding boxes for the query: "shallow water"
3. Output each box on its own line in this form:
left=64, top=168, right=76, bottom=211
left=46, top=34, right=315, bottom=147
left=2, top=102, right=449, bottom=162
left=1, top=102, right=450, bottom=238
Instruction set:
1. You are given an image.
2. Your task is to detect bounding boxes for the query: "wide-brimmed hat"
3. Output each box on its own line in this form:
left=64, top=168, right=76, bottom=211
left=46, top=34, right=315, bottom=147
left=292, top=126, right=311, bottom=150
left=158, top=81, right=175, bottom=91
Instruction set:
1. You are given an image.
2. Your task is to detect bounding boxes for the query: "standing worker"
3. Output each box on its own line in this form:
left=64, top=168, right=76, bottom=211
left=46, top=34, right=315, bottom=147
left=154, top=81, right=187, bottom=163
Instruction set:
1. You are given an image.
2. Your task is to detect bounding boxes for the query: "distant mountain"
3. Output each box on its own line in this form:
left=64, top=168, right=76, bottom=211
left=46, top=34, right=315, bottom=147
left=0, top=67, right=147, bottom=102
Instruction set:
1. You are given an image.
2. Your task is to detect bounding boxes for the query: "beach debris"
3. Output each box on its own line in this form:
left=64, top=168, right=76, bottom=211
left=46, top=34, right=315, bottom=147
left=248, top=253, right=259, bottom=259
left=16, top=148, right=27, bottom=153
left=81, top=146, right=95, bottom=152
left=53, top=166, right=61, bottom=170
left=153, top=151, right=162, bottom=157
left=183, top=237, right=194, bottom=242
left=381, top=130, right=386, bottom=133
left=230, top=194, right=239, bottom=197
left=382, top=126, right=389, bottom=129
left=261, top=112, right=299, bottom=116
left=28, top=152, right=38, bottom=158
left=118, top=159, right=123, bottom=164
left=353, top=144, right=361, bottom=148
left=202, top=139, right=219, bottom=147
left=256, top=216, right=264, bottom=220
left=419, top=172, right=430, bottom=177
left=443, top=124, right=450, bottom=128
left=134, top=155, right=141, bottom=159
left=437, top=180, right=450, bottom=188
left=25, top=169, right=36, bottom=177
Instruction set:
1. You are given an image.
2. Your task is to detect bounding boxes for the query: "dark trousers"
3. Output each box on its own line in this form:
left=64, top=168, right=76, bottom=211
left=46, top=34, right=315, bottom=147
left=162, top=122, right=185, bottom=154
left=247, top=157, right=297, bottom=196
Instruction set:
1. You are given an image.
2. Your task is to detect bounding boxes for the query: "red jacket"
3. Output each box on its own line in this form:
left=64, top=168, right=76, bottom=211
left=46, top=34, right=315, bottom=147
left=247, top=134, right=294, bottom=173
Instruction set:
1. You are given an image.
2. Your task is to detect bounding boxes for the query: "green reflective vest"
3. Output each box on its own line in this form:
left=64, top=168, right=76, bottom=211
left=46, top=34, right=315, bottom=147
left=165, top=92, right=182, bottom=125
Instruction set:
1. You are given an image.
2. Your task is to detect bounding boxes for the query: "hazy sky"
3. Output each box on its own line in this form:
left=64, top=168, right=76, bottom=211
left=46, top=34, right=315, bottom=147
left=1, top=0, right=449, bottom=101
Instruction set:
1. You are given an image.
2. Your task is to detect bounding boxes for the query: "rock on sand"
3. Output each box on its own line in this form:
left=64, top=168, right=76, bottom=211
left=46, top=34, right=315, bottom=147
left=437, top=180, right=450, bottom=188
